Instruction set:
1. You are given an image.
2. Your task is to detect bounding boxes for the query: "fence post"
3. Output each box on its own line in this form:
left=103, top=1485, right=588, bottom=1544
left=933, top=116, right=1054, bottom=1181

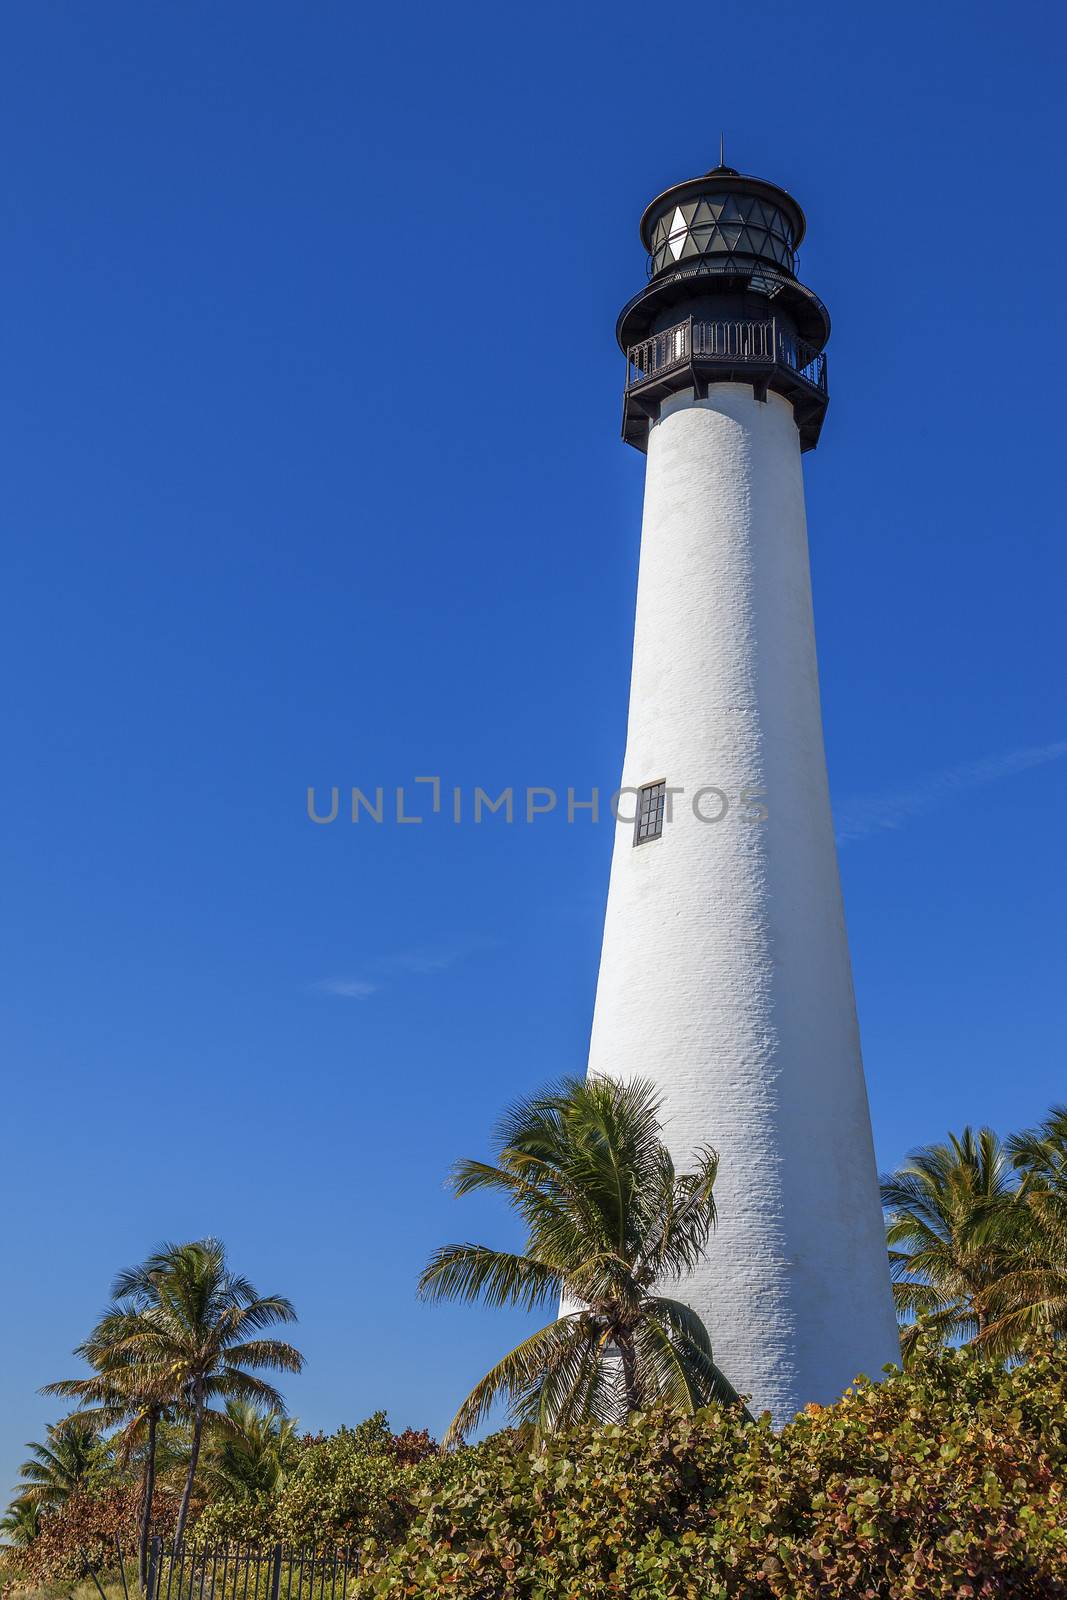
left=146, top=1537, right=162, bottom=1600
left=115, top=1535, right=131, bottom=1600
left=80, top=1550, right=109, bottom=1600
left=269, top=1545, right=283, bottom=1600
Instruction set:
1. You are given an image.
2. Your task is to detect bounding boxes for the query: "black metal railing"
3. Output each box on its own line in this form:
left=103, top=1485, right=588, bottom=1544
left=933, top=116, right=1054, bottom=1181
left=778, top=329, right=826, bottom=391
left=625, top=317, right=826, bottom=395
left=118, top=1539, right=360, bottom=1600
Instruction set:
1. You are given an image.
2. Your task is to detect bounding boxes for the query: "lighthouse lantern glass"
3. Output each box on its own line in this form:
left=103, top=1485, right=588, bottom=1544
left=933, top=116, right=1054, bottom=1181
left=648, top=190, right=797, bottom=277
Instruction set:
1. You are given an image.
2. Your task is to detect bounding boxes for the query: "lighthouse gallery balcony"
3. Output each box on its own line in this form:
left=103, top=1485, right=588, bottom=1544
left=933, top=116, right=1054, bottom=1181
left=622, top=315, right=829, bottom=453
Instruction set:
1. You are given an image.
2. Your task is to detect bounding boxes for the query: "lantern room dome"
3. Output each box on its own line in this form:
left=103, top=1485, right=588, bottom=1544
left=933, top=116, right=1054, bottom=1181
left=617, top=163, right=828, bottom=357
left=617, top=160, right=831, bottom=453
left=640, top=168, right=806, bottom=279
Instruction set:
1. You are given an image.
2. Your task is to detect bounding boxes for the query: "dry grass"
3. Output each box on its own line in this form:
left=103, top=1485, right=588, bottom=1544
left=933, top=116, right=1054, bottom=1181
left=3, top=1576, right=134, bottom=1600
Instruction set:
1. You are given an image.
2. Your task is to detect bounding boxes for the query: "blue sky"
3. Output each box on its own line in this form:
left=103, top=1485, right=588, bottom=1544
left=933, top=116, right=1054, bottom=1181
left=2, top=0, right=1065, bottom=1490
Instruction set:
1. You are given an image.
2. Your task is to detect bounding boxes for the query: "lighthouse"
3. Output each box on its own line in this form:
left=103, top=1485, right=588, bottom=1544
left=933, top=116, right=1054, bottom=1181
left=586, top=158, right=899, bottom=1423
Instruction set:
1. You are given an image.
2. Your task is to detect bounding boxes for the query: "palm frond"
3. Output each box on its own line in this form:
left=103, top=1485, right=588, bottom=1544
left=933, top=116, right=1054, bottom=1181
left=217, top=1339, right=304, bottom=1374
left=417, top=1244, right=561, bottom=1310
left=204, top=1371, right=287, bottom=1411
left=424, top=1074, right=745, bottom=1440
left=643, top=1297, right=746, bottom=1409
left=443, top=1316, right=591, bottom=1446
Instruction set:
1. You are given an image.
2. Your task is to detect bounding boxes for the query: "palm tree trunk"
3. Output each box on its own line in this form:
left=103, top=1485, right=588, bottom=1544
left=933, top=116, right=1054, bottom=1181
left=138, top=1409, right=159, bottom=1591
left=617, top=1331, right=643, bottom=1413
left=174, top=1399, right=204, bottom=1551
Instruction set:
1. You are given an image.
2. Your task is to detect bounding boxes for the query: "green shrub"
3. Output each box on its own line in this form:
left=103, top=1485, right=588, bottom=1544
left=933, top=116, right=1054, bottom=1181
left=193, top=1413, right=453, bottom=1549
left=191, top=1489, right=278, bottom=1544
left=352, top=1347, right=1067, bottom=1598
left=273, top=1431, right=419, bottom=1547
left=17, top=1355, right=1067, bottom=1596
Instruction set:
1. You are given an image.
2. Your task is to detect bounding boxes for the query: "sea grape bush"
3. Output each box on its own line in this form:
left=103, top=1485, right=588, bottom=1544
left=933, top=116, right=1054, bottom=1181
left=6, top=1420, right=447, bottom=1582
left=12, top=1485, right=181, bottom=1584
left=352, top=1347, right=1067, bottom=1599
left=193, top=1413, right=455, bottom=1549
left=9, top=1352, right=1067, bottom=1597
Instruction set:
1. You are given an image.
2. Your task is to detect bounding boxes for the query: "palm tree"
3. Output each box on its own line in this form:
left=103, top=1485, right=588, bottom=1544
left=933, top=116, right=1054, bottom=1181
left=1, top=1496, right=41, bottom=1548
left=201, top=1401, right=299, bottom=1500
left=43, top=1342, right=175, bottom=1588
left=881, top=1126, right=1023, bottom=1362
left=12, top=1417, right=104, bottom=1510
left=980, top=1104, right=1067, bottom=1351
left=418, top=1075, right=743, bottom=1445
left=97, top=1239, right=303, bottom=1547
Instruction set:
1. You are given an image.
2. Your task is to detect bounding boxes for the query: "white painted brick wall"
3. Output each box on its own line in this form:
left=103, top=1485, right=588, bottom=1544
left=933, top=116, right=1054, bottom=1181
left=587, top=384, right=899, bottom=1424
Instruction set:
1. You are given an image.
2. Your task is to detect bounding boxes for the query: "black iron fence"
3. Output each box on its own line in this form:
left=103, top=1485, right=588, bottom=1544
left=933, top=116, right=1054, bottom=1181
left=84, top=1539, right=360, bottom=1600
left=625, top=316, right=827, bottom=395
left=148, top=1539, right=359, bottom=1600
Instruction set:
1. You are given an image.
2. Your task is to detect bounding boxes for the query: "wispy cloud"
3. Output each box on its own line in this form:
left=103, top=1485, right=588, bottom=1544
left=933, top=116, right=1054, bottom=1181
left=390, top=938, right=497, bottom=975
left=313, top=977, right=380, bottom=999
left=835, top=740, right=1067, bottom=845
left=310, top=938, right=496, bottom=1000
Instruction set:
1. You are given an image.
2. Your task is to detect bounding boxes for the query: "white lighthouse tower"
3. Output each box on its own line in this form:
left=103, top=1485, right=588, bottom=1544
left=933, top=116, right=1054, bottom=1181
left=587, top=158, right=899, bottom=1424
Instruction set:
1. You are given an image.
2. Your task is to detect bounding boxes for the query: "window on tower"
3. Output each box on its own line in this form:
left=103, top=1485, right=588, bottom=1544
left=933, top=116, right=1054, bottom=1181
left=634, top=780, right=666, bottom=846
